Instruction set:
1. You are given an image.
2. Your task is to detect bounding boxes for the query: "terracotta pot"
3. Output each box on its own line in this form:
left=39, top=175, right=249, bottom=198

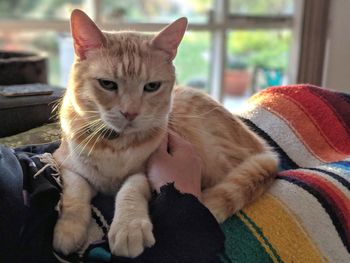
left=224, top=69, right=251, bottom=96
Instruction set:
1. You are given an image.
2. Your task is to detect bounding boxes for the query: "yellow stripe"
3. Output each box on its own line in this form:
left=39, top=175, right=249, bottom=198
left=237, top=212, right=279, bottom=263
left=242, top=193, right=327, bottom=263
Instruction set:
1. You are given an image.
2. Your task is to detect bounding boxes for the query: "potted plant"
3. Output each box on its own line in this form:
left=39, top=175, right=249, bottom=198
left=224, top=56, right=251, bottom=96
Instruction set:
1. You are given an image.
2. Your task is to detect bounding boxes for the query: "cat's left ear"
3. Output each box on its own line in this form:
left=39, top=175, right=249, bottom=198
left=151, top=17, right=188, bottom=60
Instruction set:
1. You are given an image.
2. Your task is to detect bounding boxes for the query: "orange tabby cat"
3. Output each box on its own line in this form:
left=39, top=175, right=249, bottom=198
left=53, top=9, right=278, bottom=258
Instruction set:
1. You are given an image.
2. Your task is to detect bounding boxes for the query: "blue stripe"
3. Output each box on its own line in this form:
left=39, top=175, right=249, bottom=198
left=328, top=162, right=350, bottom=177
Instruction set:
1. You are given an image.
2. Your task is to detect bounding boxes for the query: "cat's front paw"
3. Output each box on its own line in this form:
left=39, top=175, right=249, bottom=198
left=202, top=192, right=230, bottom=223
left=108, top=217, right=155, bottom=258
left=53, top=216, right=88, bottom=255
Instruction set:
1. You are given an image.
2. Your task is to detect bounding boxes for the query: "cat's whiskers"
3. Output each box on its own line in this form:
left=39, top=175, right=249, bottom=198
left=70, top=117, right=101, bottom=130
left=79, top=111, right=101, bottom=114
left=49, top=98, right=63, bottom=121
left=69, top=119, right=102, bottom=139
left=72, top=119, right=101, bottom=132
left=72, top=121, right=105, bottom=159
left=68, top=113, right=100, bottom=123
left=88, top=128, right=106, bottom=156
left=68, top=118, right=98, bottom=131
left=74, top=119, right=103, bottom=143
left=57, top=119, right=105, bottom=168
left=64, top=113, right=101, bottom=134
left=67, top=120, right=104, bottom=162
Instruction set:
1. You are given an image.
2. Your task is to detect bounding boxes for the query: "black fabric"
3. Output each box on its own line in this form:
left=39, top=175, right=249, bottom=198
left=0, top=146, right=26, bottom=263
left=112, top=184, right=224, bottom=263
left=0, top=142, right=224, bottom=263
left=0, top=142, right=61, bottom=263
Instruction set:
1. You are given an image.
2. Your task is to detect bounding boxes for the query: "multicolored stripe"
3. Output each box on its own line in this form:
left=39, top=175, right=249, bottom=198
left=278, top=170, right=350, bottom=252
left=221, top=84, right=350, bottom=262
left=244, top=85, right=350, bottom=165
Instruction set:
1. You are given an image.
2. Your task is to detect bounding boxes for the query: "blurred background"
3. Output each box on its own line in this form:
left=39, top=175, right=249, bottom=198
left=0, top=0, right=348, bottom=111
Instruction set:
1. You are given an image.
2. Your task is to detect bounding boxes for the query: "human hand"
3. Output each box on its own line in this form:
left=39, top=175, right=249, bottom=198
left=147, top=132, right=202, bottom=199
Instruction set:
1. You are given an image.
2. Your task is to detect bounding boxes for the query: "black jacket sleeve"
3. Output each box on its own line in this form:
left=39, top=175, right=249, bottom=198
left=0, top=144, right=61, bottom=263
left=0, top=146, right=26, bottom=263
left=113, top=183, right=225, bottom=263
left=0, top=143, right=225, bottom=263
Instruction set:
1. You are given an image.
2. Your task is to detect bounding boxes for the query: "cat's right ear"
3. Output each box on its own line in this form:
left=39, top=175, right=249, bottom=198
left=70, top=9, right=106, bottom=60
left=150, top=17, right=188, bottom=60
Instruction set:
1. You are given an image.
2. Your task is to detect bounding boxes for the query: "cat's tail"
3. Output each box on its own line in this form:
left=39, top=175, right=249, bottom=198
left=202, top=151, right=279, bottom=223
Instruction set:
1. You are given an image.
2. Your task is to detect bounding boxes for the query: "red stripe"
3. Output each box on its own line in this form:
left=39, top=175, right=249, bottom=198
left=306, top=86, right=350, bottom=136
left=260, top=85, right=350, bottom=154
left=279, top=169, right=350, bottom=241
left=249, top=92, right=347, bottom=162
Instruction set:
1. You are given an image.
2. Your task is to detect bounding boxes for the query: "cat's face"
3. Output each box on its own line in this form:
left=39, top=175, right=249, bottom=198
left=69, top=10, right=187, bottom=135
left=72, top=33, right=176, bottom=135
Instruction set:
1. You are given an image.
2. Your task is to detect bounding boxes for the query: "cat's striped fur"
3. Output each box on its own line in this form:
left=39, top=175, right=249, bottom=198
left=53, top=9, right=278, bottom=258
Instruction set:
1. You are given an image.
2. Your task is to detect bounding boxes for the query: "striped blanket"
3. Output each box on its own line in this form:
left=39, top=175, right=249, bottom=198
left=220, top=84, right=350, bottom=263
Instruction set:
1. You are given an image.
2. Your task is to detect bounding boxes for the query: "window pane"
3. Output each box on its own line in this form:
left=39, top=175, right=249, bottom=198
left=0, top=31, right=62, bottom=86
left=101, top=0, right=212, bottom=23
left=223, top=30, right=292, bottom=112
left=174, top=32, right=211, bottom=93
left=229, top=0, right=294, bottom=15
left=0, top=30, right=210, bottom=91
left=0, top=0, right=83, bottom=20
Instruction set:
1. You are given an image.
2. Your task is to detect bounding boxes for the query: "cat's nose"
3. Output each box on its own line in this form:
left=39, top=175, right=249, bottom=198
left=120, top=111, right=138, bottom=121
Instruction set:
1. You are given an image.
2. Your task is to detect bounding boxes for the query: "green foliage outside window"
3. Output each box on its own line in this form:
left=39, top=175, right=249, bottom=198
left=227, top=30, right=291, bottom=70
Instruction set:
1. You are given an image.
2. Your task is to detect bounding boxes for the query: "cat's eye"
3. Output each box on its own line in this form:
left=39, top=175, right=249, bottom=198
left=98, top=79, right=118, bottom=91
left=144, top=82, right=161, bottom=93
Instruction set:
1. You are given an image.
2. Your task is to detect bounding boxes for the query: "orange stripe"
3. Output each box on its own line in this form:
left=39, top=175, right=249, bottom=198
left=250, top=92, right=347, bottom=162
left=270, top=86, right=350, bottom=154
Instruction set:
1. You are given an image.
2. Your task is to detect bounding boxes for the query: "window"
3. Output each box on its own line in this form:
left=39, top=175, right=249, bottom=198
left=0, top=31, right=61, bottom=85
left=224, top=29, right=292, bottom=111
left=0, top=0, right=84, bottom=20
left=229, top=0, right=293, bottom=15
left=101, top=0, right=212, bottom=23
left=175, top=32, right=211, bottom=92
left=0, top=0, right=299, bottom=111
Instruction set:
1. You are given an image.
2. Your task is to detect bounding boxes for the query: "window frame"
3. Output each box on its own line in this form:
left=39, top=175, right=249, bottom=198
left=0, top=0, right=303, bottom=101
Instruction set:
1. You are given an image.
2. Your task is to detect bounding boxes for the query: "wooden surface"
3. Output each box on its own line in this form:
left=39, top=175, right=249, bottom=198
left=0, top=84, right=53, bottom=97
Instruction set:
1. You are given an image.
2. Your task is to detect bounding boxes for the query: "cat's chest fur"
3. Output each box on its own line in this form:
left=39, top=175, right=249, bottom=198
left=80, top=149, right=144, bottom=193
left=58, top=138, right=160, bottom=195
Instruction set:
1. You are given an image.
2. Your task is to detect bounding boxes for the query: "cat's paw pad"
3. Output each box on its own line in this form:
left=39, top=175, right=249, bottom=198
left=108, top=218, right=155, bottom=258
left=53, top=216, right=88, bottom=255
